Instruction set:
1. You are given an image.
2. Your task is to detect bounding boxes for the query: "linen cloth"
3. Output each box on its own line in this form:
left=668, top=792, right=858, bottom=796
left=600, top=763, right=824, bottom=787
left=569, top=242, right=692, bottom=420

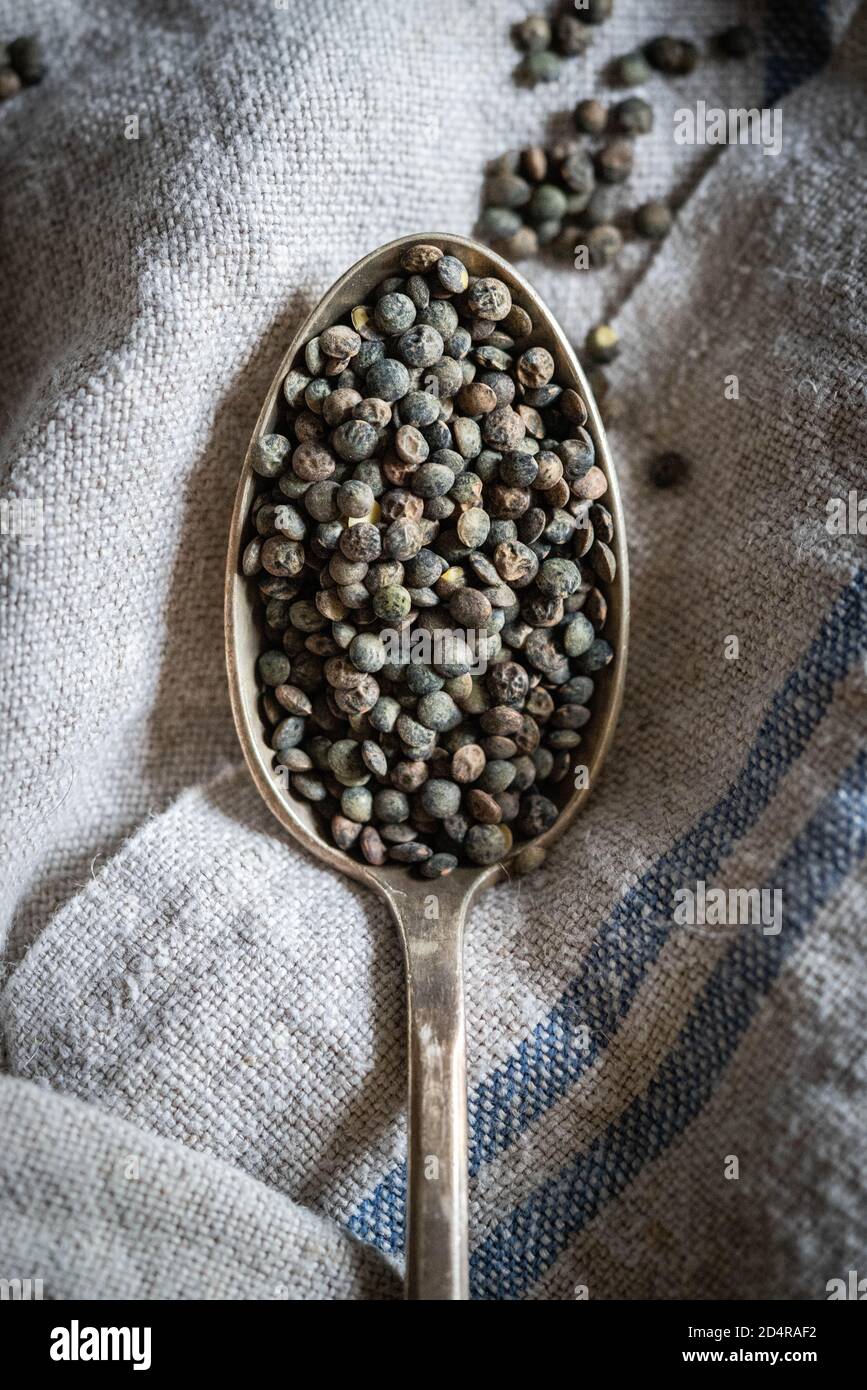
left=1, top=0, right=865, bottom=1300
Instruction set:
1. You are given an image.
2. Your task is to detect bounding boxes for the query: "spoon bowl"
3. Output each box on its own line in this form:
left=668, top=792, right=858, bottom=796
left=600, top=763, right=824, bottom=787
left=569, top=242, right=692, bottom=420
left=226, top=233, right=629, bottom=1299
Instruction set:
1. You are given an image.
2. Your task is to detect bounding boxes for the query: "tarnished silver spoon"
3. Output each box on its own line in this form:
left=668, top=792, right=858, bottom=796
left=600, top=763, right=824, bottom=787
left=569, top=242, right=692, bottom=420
left=225, top=233, right=629, bottom=1300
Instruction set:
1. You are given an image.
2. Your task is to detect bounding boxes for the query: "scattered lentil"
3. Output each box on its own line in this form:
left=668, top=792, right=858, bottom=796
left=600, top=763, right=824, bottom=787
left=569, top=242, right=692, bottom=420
left=634, top=199, right=673, bottom=240
left=8, top=34, right=44, bottom=86
left=586, top=224, right=623, bottom=268
left=555, top=13, right=592, bottom=56
left=585, top=324, right=620, bottom=364
left=574, top=98, right=608, bottom=136
left=645, top=35, right=699, bottom=76
left=613, top=50, right=651, bottom=86
left=614, top=96, right=653, bottom=135
left=519, top=50, right=562, bottom=84
left=514, top=14, right=551, bottom=53
left=650, top=450, right=691, bottom=488
left=596, top=139, right=634, bottom=184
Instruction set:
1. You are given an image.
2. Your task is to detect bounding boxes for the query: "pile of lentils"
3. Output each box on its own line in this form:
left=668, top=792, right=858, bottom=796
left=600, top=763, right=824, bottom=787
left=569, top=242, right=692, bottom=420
left=481, top=15, right=757, bottom=265
left=244, top=243, right=616, bottom=878
left=0, top=36, right=44, bottom=100
left=479, top=109, right=660, bottom=268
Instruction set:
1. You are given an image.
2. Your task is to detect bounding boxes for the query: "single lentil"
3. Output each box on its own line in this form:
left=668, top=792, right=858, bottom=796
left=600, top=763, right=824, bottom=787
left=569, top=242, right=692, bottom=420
left=650, top=450, right=691, bottom=488
left=585, top=324, right=620, bottom=364
left=645, top=35, right=699, bottom=76
left=574, top=98, right=607, bottom=136
left=613, top=50, right=651, bottom=86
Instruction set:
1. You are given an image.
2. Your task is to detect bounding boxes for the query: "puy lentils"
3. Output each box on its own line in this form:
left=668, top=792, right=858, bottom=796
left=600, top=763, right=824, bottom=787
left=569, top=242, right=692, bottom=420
left=245, top=243, right=616, bottom=877
left=487, top=8, right=756, bottom=447
left=482, top=9, right=758, bottom=266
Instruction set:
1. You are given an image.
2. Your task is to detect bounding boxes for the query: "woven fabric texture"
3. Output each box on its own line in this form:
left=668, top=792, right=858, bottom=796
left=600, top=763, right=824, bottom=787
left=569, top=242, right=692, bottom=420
left=0, top=0, right=865, bottom=1300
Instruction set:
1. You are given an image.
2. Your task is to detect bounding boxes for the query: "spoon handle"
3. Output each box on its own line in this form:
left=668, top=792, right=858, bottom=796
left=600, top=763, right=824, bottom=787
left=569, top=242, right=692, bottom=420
left=388, top=889, right=470, bottom=1300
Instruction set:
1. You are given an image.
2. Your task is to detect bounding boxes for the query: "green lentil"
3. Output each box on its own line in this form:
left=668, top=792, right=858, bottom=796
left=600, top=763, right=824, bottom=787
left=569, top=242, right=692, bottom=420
left=374, top=293, right=416, bottom=335
left=400, top=243, right=443, bottom=273
left=252, top=434, right=291, bottom=478
left=466, top=278, right=512, bottom=322
left=341, top=786, right=373, bottom=823
left=479, top=759, right=516, bottom=794
left=259, top=650, right=291, bottom=685
left=337, top=479, right=375, bottom=518
left=349, top=632, right=386, bottom=672
left=397, top=325, right=444, bottom=368
left=374, top=788, right=410, bottom=824
left=613, top=50, right=651, bottom=86
left=436, top=256, right=469, bottom=294
left=634, top=200, right=673, bottom=239
left=273, top=716, right=306, bottom=751
left=366, top=358, right=410, bottom=403
left=293, top=774, right=328, bottom=802
left=419, top=778, right=461, bottom=818
left=372, top=585, right=411, bottom=620
left=517, top=793, right=559, bottom=837
left=465, top=824, right=506, bottom=865
left=332, top=815, right=363, bottom=850
left=519, top=50, right=562, bottom=84
left=561, top=147, right=595, bottom=197
left=417, top=691, right=462, bottom=732
left=614, top=97, right=654, bottom=135
left=360, top=825, right=387, bottom=864
left=525, top=184, right=566, bottom=225
left=575, top=637, right=614, bottom=672
left=485, top=173, right=532, bottom=210
left=564, top=614, right=595, bottom=657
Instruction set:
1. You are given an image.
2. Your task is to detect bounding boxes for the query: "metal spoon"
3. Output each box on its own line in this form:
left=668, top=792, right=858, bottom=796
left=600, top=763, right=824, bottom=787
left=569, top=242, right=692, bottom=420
left=225, top=233, right=629, bottom=1300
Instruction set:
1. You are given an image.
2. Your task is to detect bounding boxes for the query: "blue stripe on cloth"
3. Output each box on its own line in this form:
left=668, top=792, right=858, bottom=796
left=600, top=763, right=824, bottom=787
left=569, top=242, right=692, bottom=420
left=764, top=0, right=832, bottom=105
left=348, top=572, right=867, bottom=1255
left=470, top=750, right=867, bottom=1299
